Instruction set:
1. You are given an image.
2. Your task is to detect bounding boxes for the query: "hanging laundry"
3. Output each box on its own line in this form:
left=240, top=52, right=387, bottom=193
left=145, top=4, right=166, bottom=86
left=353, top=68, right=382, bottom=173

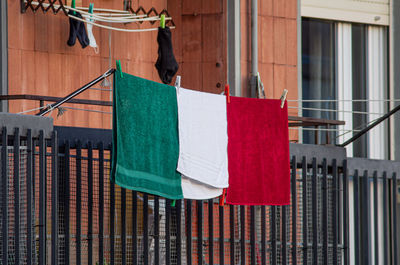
left=85, top=18, right=98, bottom=53
left=67, top=10, right=89, bottom=48
left=226, top=97, right=290, bottom=205
left=181, top=176, right=222, bottom=200
left=176, top=87, right=228, bottom=199
left=155, top=27, right=179, bottom=84
left=111, top=71, right=183, bottom=199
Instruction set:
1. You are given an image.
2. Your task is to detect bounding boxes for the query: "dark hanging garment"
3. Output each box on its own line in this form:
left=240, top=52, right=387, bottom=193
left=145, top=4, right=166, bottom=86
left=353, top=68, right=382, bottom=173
left=155, top=27, right=179, bottom=84
left=67, top=10, right=90, bottom=48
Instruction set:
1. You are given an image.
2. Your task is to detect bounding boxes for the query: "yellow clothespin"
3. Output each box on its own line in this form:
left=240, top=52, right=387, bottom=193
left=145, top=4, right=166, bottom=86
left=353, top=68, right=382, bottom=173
left=280, top=89, right=288, bottom=108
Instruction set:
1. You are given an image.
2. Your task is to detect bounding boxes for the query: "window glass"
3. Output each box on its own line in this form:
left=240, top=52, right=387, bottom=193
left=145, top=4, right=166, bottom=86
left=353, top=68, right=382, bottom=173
left=302, top=18, right=336, bottom=144
left=352, top=24, right=368, bottom=157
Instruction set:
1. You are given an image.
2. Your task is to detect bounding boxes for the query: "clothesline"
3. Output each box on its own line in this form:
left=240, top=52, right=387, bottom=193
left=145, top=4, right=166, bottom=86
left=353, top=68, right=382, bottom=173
left=288, top=99, right=400, bottom=102
left=69, top=14, right=175, bottom=32
left=27, top=1, right=175, bottom=32
left=89, top=87, right=113, bottom=91
left=287, top=106, right=385, bottom=115
left=61, top=106, right=111, bottom=114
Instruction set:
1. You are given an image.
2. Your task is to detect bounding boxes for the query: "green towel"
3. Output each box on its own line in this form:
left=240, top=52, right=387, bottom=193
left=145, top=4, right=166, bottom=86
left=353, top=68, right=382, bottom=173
left=111, top=70, right=183, bottom=199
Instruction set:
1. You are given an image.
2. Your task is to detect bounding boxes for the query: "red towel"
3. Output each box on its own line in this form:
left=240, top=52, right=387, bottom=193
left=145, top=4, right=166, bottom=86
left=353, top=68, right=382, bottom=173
left=226, top=97, right=290, bottom=205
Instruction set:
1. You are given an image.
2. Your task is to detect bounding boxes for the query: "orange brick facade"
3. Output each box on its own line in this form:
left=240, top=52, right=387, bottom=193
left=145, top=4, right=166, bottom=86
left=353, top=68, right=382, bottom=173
left=7, top=0, right=297, bottom=134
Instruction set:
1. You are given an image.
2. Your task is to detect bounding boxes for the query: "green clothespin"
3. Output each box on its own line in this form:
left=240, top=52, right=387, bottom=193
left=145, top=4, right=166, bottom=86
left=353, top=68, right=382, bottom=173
left=116, top=60, right=123, bottom=78
left=89, top=3, right=94, bottom=14
left=71, top=0, right=76, bottom=15
left=171, top=200, right=176, bottom=207
left=160, top=14, right=166, bottom=29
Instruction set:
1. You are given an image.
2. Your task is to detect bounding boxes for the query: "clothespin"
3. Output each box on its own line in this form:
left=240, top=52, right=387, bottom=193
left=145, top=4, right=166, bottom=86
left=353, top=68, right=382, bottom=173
left=116, top=60, right=123, bottom=78
left=160, top=14, right=166, bottom=29
left=224, top=84, right=230, bottom=103
left=71, top=0, right=76, bottom=15
left=88, top=3, right=94, bottom=15
left=280, top=89, right=288, bottom=108
left=219, top=189, right=226, bottom=206
left=171, top=200, right=176, bottom=207
left=174, top=75, right=181, bottom=94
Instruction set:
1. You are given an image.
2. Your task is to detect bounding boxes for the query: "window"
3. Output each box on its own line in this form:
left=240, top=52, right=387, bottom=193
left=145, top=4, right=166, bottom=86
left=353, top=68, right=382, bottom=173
left=301, top=18, right=389, bottom=159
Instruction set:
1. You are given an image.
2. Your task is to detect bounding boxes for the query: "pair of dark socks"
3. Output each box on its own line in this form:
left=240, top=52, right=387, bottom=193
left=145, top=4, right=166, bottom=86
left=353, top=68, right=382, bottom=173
left=67, top=10, right=89, bottom=48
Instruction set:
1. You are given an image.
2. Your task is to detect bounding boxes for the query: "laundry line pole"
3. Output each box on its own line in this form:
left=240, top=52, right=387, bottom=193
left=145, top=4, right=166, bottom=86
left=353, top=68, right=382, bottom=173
left=36, top=68, right=115, bottom=116
left=249, top=0, right=258, bottom=98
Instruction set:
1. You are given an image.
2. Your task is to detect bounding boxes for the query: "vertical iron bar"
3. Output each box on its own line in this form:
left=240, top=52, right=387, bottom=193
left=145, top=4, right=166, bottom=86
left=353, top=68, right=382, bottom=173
left=154, top=196, right=159, bottom=265
left=261, top=206, right=266, bottom=265
left=291, top=156, right=297, bottom=265
left=332, top=159, right=338, bottom=265
left=88, top=141, right=93, bottom=265
left=64, top=141, right=70, bottom=265
left=354, top=170, right=360, bottom=265
left=312, top=157, right=318, bottom=264
left=110, top=183, right=115, bottom=265
left=392, top=172, right=398, bottom=265
left=343, top=160, right=349, bottom=265
left=26, top=130, right=33, bottom=265
left=14, top=128, right=20, bottom=265
left=186, top=200, right=192, bottom=265
left=373, top=171, right=379, bottom=265
left=143, top=194, right=149, bottom=265
left=383, top=172, right=388, bottom=265
left=250, top=206, right=256, bottom=265
left=197, top=201, right=203, bottom=265
left=322, top=158, right=328, bottom=265
left=230, top=205, right=235, bottom=265
left=219, top=205, right=224, bottom=265
left=121, top=188, right=126, bottom=265
left=208, top=199, right=214, bottom=265
left=39, top=130, right=46, bottom=265
left=51, top=131, right=58, bottom=265
left=76, top=140, right=82, bottom=265
left=240, top=205, right=245, bottom=265
left=302, top=156, right=308, bottom=265
left=166, top=199, right=171, bottom=265
left=176, top=199, right=182, bottom=265
left=362, top=170, right=371, bottom=265
left=271, top=206, right=277, bottom=265
left=282, top=205, right=287, bottom=265
left=98, top=142, right=104, bottom=265
left=1, top=127, right=7, bottom=265
left=132, top=191, right=137, bottom=265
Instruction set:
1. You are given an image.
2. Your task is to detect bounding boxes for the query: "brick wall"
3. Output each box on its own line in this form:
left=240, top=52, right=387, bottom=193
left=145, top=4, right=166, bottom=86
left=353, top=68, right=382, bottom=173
left=7, top=0, right=298, bottom=139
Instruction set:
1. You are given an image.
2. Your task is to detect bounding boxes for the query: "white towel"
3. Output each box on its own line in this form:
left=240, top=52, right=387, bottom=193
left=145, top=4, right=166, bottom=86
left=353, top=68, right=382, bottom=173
left=181, top=176, right=222, bottom=200
left=177, top=87, right=228, bottom=199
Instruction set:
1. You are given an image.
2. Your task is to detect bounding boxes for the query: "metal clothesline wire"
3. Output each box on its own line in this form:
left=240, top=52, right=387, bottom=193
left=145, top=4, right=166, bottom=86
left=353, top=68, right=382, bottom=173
left=61, top=106, right=112, bottom=115
left=288, top=99, right=400, bottom=102
left=335, top=116, right=383, bottom=139
left=289, top=127, right=360, bottom=132
left=68, top=14, right=175, bottom=32
left=89, top=87, right=113, bottom=91
left=287, top=106, right=385, bottom=115
left=27, top=1, right=175, bottom=30
left=17, top=104, right=48, bottom=114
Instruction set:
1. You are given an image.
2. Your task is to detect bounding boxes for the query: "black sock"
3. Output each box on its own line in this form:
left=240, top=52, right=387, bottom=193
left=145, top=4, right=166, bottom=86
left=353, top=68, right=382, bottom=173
left=155, top=27, right=179, bottom=84
left=67, top=10, right=89, bottom=48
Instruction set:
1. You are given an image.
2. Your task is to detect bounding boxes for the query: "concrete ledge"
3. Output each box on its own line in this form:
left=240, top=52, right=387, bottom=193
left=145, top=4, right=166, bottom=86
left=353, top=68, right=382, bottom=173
left=0, top=113, right=53, bottom=138
left=290, top=143, right=347, bottom=165
left=347, top=157, right=400, bottom=177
